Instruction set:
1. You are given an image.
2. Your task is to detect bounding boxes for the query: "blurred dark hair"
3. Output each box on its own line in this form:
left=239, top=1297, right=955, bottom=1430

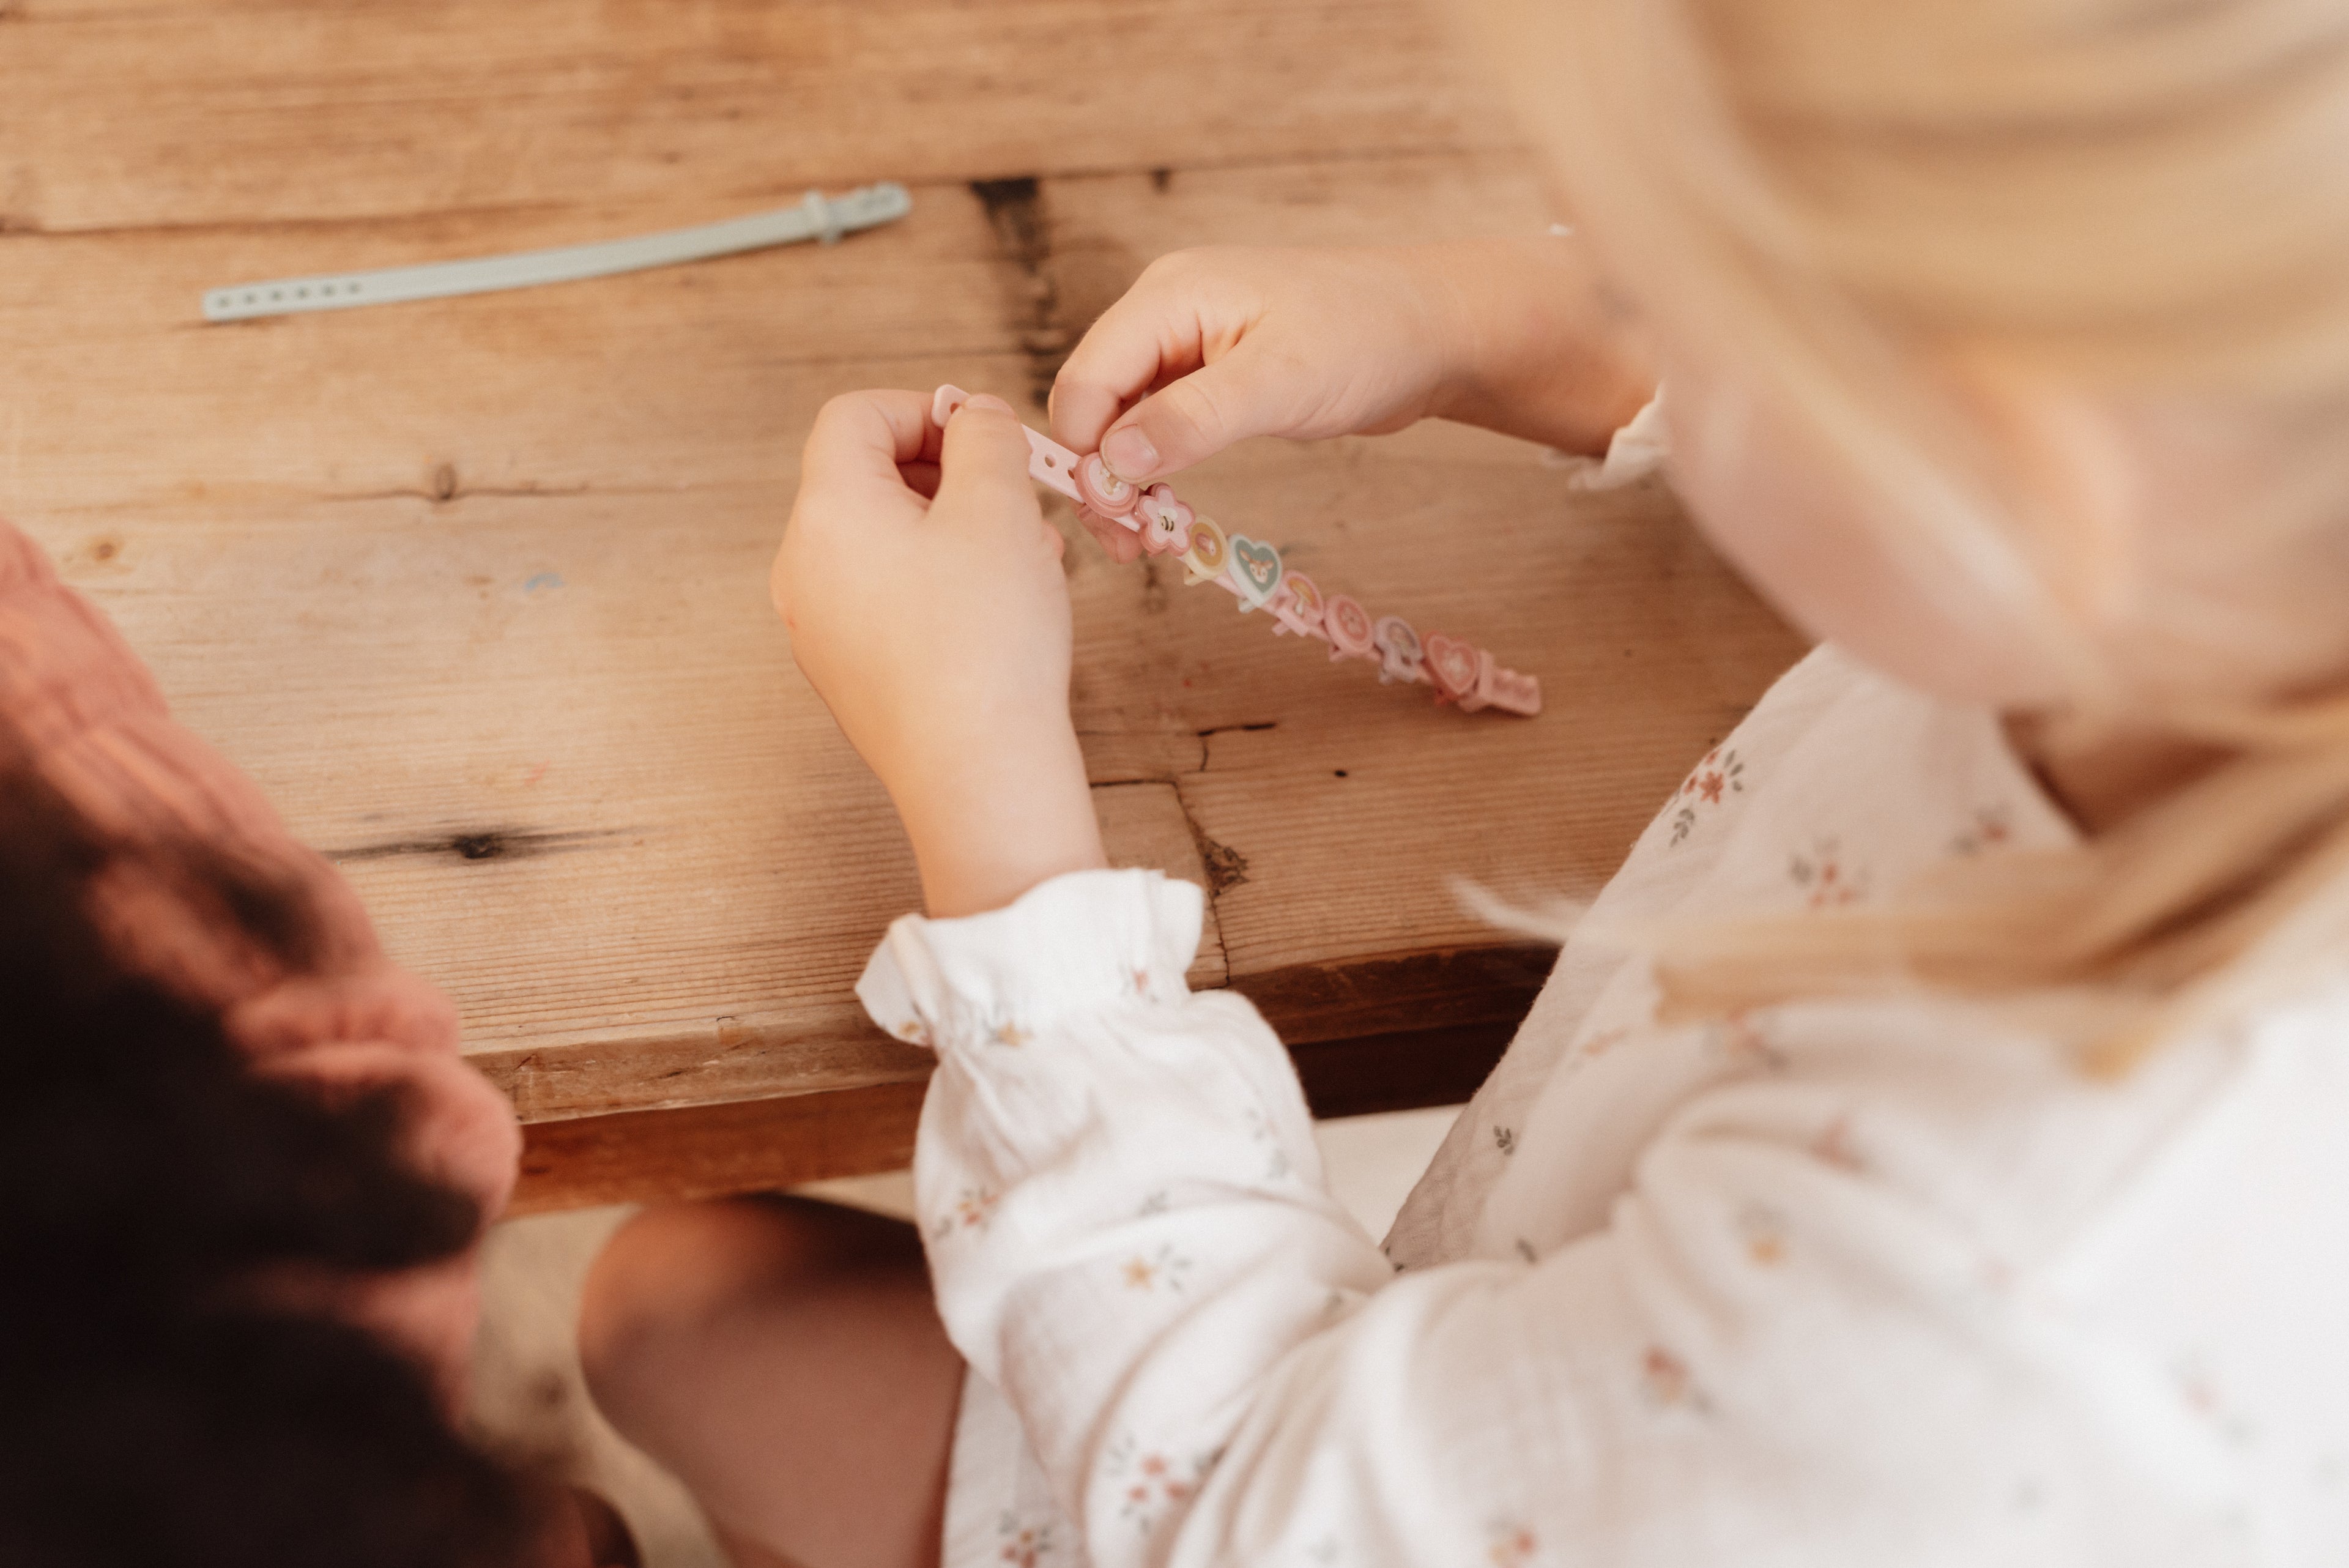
left=0, top=751, right=538, bottom=1568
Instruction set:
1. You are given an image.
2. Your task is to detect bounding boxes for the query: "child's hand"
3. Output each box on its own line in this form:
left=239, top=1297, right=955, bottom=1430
left=1051, top=240, right=1657, bottom=507
left=774, top=390, right=1106, bottom=918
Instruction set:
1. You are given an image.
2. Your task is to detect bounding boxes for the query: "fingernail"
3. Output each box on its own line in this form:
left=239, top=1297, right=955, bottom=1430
left=1102, top=426, right=1157, bottom=481
left=963, top=393, right=1014, bottom=415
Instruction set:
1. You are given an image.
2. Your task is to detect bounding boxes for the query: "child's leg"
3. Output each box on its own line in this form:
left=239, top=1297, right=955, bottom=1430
left=578, top=1195, right=963, bottom=1568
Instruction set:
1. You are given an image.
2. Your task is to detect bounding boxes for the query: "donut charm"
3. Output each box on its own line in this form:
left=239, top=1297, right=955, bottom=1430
left=1182, top=517, right=1229, bottom=584
left=1322, top=594, right=1376, bottom=662
left=1077, top=451, right=1140, bottom=517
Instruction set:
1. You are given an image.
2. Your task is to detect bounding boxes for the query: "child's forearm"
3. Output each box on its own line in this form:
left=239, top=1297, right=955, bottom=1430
left=1419, top=237, right=1658, bottom=458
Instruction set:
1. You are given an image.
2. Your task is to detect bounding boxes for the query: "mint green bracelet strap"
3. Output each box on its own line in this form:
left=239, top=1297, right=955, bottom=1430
left=202, top=182, right=912, bottom=322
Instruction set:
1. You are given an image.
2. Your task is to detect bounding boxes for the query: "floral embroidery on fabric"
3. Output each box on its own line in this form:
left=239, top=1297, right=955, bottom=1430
left=929, top=1185, right=1000, bottom=1241
left=1105, top=1434, right=1222, bottom=1536
left=1737, top=1203, right=1789, bottom=1266
left=992, top=1019, right=1032, bottom=1047
left=1121, top=1244, right=1193, bottom=1294
left=1668, top=746, right=1746, bottom=845
left=1244, top=1106, right=1293, bottom=1181
left=1948, top=803, right=2014, bottom=858
left=2175, top=1354, right=2260, bottom=1447
left=894, top=1019, right=931, bottom=1047
left=1487, top=1525, right=1542, bottom=1568
left=1705, top=1012, right=1788, bottom=1074
left=1493, top=1125, right=1518, bottom=1156
left=1639, top=1345, right=1713, bottom=1413
left=996, top=1513, right=1056, bottom=1567
left=1789, top=837, right=1867, bottom=907
left=1811, top=1113, right=1866, bottom=1172
left=1579, top=1025, right=1629, bottom=1060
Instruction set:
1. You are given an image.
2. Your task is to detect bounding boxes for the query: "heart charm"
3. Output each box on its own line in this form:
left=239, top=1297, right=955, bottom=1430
left=1269, top=571, right=1326, bottom=637
left=1371, top=614, right=1425, bottom=684
left=1136, top=483, right=1195, bottom=555
left=1423, top=633, right=1483, bottom=702
left=1322, top=594, right=1376, bottom=661
left=1181, top=517, right=1228, bottom=584
left=1226, top=535, right=1283, bottom=609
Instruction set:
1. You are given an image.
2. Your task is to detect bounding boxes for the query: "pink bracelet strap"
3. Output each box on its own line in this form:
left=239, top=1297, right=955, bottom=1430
left=929, top=384, right=1540, bottom=718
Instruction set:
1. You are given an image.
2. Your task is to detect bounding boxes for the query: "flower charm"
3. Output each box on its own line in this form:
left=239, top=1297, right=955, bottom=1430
left=1136, top=483, right=1195, bottom=555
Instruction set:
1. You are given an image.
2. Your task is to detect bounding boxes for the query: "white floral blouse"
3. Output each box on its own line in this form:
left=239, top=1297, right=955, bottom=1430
left=858, top=644, right=2349, bottom=1568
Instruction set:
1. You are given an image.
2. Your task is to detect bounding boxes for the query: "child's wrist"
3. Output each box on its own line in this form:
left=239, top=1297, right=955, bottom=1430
left=894, top=730, right=1107, bottom=918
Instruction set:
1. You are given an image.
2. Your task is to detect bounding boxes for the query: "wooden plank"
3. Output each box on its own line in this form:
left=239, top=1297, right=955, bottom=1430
left=0, top=0, right=1513, bottom=232
left=508, top=1017, right=1521, bottom=1216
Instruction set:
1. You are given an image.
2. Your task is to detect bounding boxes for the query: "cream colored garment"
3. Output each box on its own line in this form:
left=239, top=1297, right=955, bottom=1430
left=862, top=645, right=2349, bottom=1568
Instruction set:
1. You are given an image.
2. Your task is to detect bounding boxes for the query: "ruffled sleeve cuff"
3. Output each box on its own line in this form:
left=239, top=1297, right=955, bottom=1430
left=856, top=868, right=1206, bottom=1052
left=1561, top=388, right=1668, bottom=492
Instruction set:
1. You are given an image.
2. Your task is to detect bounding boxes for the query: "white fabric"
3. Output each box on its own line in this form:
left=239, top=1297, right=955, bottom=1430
left=1553, top=389, right=1670, bottom=490
left=859, top=647, right=2349, bottom=1567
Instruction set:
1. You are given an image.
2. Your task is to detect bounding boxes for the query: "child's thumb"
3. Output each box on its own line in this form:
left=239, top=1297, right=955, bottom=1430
left=1096, top=344, right=1278, bottom=485
left=935, top=395, right=1039, bottom=519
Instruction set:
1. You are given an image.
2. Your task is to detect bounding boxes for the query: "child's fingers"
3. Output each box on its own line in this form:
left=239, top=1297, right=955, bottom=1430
left=799, top=389, right=943, bottom=502
left=933, top=395, right=1046, bottom=529
left=1077, top=507, right=1145, bottom=563
left=1089, top=336, right=1289, bottom=486
left=1048, top=264, right=1212, bottom=455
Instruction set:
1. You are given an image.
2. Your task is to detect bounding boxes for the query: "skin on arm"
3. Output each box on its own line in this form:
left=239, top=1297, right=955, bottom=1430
left=1048, top=237, right=1657, bottom=491
left=577, top=1197, right=963, bottom=1568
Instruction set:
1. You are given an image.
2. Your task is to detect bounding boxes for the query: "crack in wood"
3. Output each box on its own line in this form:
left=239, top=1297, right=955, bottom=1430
left=969, top=175, right=1068, bottom=409
left=325, top=825, right=631, bottom=864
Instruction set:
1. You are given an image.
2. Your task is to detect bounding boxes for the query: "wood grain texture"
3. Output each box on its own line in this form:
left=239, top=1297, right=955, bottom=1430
left=0, top=1, right=1809, bottom=1202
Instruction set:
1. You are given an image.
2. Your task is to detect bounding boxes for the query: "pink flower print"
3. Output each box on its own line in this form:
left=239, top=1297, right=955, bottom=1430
left=929, top=1185, right=1000, bottom=1241
left=1488, top=1525, right=1540, bottom=1568
left=1105, top=1436, right=1221, bottom=1535
left=1132, top=967, right=1151, bottom=996
left=1121, top=1244, right=1193, bottom=1293
left=996, top=1516, right=1055, bottom=1568
left=1639, top=1345, right=1710, bottom=1412
left=1789, top=838, right=1867, bottom=907
left=1737, top=1203, right=1789, bottom=1267
left=1708, top=1011, right=1788, bottom=1074
left=1669, top=748, right=1746, bottom=846
left=1950, top=804, right=2014, bottom=858
left=1811, top=1113, right=1865, bottom=1173
left=1579, top=1025, right=1628, bottom=1060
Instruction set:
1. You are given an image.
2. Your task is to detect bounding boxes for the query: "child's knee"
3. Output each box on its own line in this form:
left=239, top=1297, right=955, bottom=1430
left=576, top=1197, right=909, bottom=1436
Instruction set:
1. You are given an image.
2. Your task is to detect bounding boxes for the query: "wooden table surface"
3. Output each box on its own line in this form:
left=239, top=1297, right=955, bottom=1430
left=0, top=0, right=1805, bottom=1213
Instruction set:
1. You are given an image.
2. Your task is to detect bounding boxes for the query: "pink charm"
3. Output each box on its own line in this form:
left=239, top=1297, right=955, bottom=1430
left=931, top=382, right=1084, bottom=502
left=1372, top=615, right=1426, bottom=685
left=1077, top=451, right=1140, bottom=517
left=1136, top=483, right=1195, bottom=555
left=1482, top=664, right=1543, bottom=717
left=1423, top=633, right=1484, bottom=704
left=1269, top=572, right=1326, bottom=638
left=1321, top=594, right=1376, bottom=662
